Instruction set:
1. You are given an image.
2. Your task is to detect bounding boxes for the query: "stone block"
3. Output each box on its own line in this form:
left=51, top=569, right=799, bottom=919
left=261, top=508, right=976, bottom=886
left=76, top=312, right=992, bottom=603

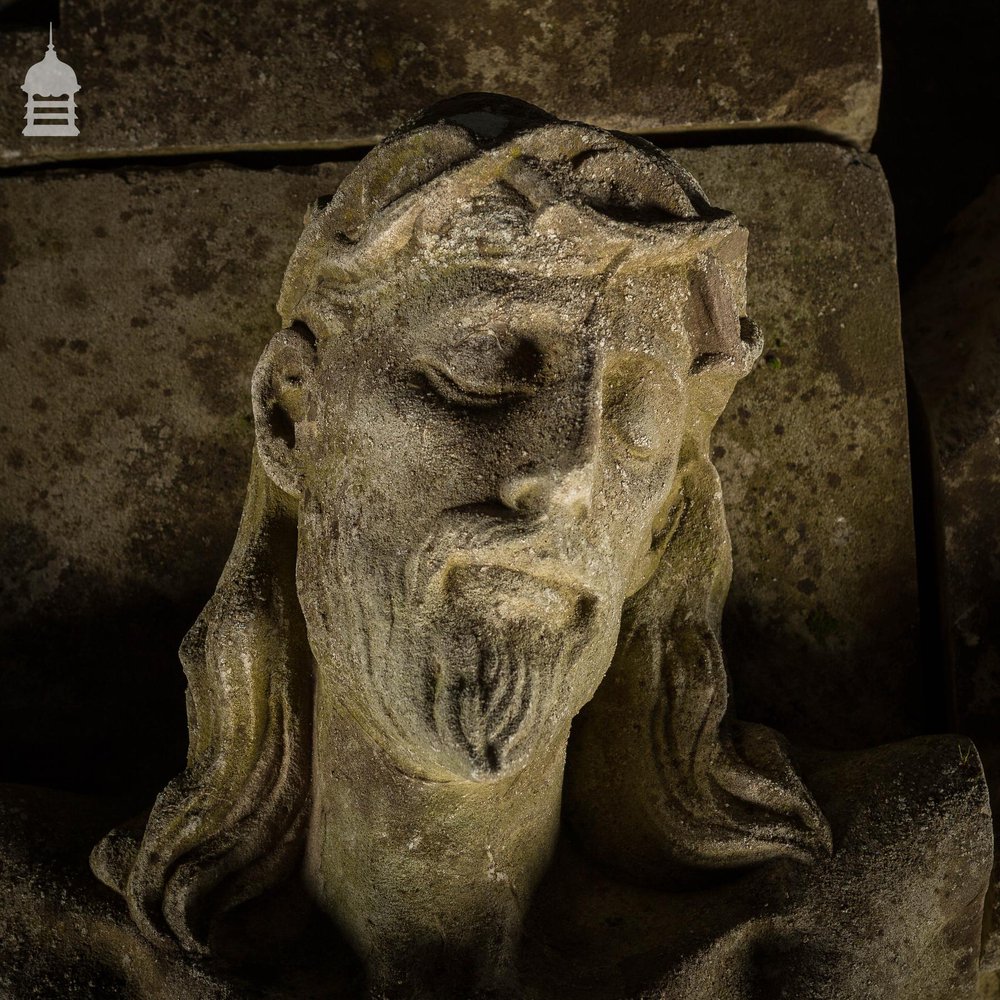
left=676, top=144, right=920, bottom=749
left=0, top=0, right=881, bottom=169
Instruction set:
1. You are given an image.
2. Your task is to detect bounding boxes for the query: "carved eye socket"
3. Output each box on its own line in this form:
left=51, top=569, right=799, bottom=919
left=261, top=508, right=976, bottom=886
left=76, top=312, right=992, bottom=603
left=414, top=332, right=543, bottom=409
left=603, top=358, right=677, bottom=460
left=417, top=363, right=530, bottom=408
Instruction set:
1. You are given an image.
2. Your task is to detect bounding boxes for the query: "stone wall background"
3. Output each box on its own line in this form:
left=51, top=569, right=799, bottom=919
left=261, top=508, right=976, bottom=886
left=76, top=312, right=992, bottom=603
left=0, top=0, right=882, bottom=166
left=0, top=143, right=918, bottom=797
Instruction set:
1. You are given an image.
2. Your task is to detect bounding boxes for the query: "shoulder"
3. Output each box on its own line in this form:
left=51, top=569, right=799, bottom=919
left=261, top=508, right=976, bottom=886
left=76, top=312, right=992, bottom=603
left=0, top=784, right=237, bottom=999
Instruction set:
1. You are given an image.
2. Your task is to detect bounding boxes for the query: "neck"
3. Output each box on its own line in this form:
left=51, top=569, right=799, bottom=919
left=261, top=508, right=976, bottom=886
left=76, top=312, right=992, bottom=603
left=303, top=670, right=568, bottom=999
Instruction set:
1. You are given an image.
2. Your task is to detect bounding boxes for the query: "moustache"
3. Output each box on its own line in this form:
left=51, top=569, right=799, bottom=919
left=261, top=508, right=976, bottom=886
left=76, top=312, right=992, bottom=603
left=404, top=504, right=600, bottom=625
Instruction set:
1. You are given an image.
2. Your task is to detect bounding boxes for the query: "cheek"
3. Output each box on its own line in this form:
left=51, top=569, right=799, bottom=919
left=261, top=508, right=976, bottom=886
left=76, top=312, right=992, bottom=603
left=345, top=396, right=459, bottom=508
left=314, top=382, right=483, bottom=568
left=362, top=372, right=533, bottom=507
left=597, top=448, right=680, bottom=567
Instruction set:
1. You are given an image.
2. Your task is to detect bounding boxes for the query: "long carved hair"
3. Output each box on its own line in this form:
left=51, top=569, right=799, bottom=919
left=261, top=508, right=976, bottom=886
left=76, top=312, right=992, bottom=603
left=91, top=94, right=831, bottom=953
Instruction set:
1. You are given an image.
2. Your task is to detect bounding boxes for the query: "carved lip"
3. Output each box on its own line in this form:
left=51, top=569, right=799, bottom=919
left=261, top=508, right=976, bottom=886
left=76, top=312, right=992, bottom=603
left=443, top=556, right=598, bottom=626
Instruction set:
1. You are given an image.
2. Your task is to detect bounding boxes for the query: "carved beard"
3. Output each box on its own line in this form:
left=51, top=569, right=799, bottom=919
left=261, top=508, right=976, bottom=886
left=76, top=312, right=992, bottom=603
left=419, top=566, right=597, bottom=776
left=313, top=500, right=613, bottom=780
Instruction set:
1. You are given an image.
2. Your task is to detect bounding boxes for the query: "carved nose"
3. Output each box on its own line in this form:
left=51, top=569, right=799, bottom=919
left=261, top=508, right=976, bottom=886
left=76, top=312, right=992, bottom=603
left=501, top=366, right=602, bottom=518
left=499, top=464, right=594, bottom=519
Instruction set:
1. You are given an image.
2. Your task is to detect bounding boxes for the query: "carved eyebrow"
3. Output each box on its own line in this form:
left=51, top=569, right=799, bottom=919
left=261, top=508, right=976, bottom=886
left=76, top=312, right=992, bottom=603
left=413, top=324, right=550, bottom=393
left=424, top=327, right=546, bottom=365
left=409, top=302, right=582, bottom=348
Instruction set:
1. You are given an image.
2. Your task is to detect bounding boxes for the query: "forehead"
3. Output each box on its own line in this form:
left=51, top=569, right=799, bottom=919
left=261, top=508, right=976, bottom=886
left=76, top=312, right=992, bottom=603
left=391, top=269, right=601, bottom=331
left=367, top=263, right=694, bottom=368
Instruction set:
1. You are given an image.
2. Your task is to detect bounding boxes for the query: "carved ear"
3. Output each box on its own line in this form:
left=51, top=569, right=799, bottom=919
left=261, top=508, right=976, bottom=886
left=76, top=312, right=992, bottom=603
left=251, top=323, right=317, bottom=498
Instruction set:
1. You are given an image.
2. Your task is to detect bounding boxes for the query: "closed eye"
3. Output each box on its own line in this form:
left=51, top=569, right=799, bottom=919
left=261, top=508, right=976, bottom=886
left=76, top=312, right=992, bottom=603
left=416, top=361, right=536, bottom=409
left=413, top=330, right=544, bottom=409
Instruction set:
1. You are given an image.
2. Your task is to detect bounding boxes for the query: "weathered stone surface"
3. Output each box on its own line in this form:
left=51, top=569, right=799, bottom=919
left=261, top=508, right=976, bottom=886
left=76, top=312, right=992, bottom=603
left=59, top=102, right=840, bottom=995
left=903, top=175, right=1000, bottom=994
left=0, top=783, right=363, bottom=998
left=700, top=143, right=921, bottom=749
left=2, top=736, right=991, bottom=998
left=0, top=141, right=918, bottom=802
left=0, top=160, right=357, bottom=797
left=0, top=0, right=881, bottom=169
left=0, top=95, right=973, bottom=998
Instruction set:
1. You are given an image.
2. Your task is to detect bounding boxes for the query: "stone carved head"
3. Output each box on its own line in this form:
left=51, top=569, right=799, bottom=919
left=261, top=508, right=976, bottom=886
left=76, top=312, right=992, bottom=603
left=92, top=95, right=831, bottom=957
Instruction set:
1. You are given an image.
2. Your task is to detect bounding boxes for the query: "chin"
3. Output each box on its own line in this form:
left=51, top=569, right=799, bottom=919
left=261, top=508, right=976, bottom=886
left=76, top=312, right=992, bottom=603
left=401, top=571, right=615, bottom=781
left=306, top=525, right=621, bottom=779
